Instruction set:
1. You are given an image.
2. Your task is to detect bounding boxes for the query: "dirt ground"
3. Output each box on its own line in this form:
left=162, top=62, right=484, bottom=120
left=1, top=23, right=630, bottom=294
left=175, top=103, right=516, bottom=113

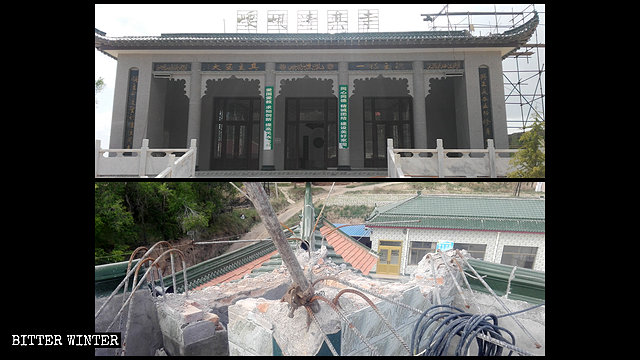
left=177, top=181, right=543, bottom=265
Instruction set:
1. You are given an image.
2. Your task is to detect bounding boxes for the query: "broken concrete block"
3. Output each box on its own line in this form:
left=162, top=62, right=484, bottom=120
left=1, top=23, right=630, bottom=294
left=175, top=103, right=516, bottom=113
left=203, top=312, right=219, bottom=325
left=181, top=304, right=203, bottom=324
left=256, top=302, right=270, bottom=313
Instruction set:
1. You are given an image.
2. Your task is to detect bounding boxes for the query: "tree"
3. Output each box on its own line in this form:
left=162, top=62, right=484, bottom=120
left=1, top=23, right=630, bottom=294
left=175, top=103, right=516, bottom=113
left=95, top=77, right=106, bottom=104
left=94, top=182, right=236, bottom=264
left=508, top=114, right=545, bottom=178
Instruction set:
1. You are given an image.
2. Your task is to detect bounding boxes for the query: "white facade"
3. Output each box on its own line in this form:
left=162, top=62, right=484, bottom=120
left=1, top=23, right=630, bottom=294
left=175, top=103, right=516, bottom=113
left=370, top=226, right=545, bottom=274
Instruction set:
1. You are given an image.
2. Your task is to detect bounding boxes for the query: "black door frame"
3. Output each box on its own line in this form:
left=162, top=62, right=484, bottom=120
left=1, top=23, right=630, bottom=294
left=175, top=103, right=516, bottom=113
left=363, top=96, right=414, bottom=168
left=210, top=97, right=261, bottom=170
left=284, top=97, right=337, bottom=170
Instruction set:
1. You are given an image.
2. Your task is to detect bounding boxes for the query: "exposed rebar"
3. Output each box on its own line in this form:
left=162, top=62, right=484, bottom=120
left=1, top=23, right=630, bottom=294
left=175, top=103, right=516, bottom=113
left=310, top=294, right=379, bottom=355
left=459, top=255, right=542, bottom=349
left=332, top=288, right=411, bottom=355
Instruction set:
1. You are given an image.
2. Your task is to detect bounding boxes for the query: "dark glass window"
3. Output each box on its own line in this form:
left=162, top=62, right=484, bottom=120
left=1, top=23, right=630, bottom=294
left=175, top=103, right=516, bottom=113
left=500, top=245, right=537, bottom=269
left=409, top=241, right=436, bottom=265
left=453, top=243, right=487, bottom=260
left=363, top=97, right=413, bottom=167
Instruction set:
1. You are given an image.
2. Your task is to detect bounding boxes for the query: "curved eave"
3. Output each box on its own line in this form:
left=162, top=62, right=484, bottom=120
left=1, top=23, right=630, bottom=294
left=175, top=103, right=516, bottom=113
left=95, top=12, right=538, bottom=60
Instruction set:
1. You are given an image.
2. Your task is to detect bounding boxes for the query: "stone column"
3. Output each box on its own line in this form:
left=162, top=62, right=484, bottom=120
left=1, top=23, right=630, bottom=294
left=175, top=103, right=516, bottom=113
left=186, top=62, right=202, bottom=167
left=337, top=61, right=351, bottom=170
left=412, top=61, right=427, bottom=148
left=186, top=63, right=202, bottom=145
left=262, top=62, right=275, bottom=170
left=108, top=60, right=133, bottom=149
left=132, top=60, right=153, bottom=148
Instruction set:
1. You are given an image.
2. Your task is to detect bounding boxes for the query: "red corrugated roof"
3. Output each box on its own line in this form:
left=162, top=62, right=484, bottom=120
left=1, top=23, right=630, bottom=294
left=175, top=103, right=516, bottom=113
left=320, top=224, right=377, bottom=275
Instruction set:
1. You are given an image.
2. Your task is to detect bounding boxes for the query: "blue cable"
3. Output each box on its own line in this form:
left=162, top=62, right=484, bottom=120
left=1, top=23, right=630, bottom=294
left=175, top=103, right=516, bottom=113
left=411, top=303, right=544, bottom=356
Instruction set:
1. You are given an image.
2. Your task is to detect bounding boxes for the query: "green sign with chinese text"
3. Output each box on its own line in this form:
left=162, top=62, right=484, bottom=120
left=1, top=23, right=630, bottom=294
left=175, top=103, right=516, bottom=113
left=263, top=86, right=274, bottom=150
left=338, top=85, right=349, bottom=149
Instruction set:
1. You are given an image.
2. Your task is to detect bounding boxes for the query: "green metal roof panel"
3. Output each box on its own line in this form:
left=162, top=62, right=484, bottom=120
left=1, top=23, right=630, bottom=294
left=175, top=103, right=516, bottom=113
left=465, top=258, right=545, bottom=304
left=367, top=195, right=545, bottom=233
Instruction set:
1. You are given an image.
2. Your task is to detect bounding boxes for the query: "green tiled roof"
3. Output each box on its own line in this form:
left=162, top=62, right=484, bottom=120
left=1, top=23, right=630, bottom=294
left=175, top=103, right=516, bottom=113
left=95, top=12, right=537, bottom=57
left=366, top=195, right=544, bottom=233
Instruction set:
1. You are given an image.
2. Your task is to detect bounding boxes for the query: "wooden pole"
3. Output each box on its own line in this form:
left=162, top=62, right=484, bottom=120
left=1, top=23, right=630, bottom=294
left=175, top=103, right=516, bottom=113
left=243, top=182, right=315, bottom=301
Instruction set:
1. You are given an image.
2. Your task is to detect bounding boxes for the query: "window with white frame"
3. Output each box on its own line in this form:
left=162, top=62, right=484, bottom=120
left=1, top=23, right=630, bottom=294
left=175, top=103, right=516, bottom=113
left=409, top=241, right=436, bottom=265
left=500, top=245, right=537, bottom=269
left=453, top=243, right=487, bottom=260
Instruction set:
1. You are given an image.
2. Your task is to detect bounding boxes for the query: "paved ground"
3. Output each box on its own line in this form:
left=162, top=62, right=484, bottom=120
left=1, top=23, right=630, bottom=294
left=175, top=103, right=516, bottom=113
left=195, top=170, right=388, bottom=178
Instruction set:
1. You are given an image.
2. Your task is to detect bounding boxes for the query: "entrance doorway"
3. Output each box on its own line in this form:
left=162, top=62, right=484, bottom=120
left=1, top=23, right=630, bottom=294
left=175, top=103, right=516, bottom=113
left=363, top=97, right=413, bottom=168
left=376, top=240, right=402, bottom=275
left=210, top=97, right=261, bottom=170
left=285, top=98, right=337, bottom=169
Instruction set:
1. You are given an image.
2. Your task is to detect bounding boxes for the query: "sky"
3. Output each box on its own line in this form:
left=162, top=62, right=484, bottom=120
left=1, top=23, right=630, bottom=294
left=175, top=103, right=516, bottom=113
left=95, top=4, right=545, bottom=146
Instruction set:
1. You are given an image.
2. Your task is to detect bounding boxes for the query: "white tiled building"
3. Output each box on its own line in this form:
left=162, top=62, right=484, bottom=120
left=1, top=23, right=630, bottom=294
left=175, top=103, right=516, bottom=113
left=365, top=194, right=545, bottom=275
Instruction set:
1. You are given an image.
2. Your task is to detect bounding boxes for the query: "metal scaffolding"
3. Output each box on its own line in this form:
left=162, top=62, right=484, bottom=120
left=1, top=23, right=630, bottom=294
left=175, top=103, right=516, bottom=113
left=421, top=4, right=545, bottom=138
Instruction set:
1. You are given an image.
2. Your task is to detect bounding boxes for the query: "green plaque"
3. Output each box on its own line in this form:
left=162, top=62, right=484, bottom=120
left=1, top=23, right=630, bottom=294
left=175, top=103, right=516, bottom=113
left=338, top=85, right=348, bottom=149
left=263, top=86, right=274, bottom=150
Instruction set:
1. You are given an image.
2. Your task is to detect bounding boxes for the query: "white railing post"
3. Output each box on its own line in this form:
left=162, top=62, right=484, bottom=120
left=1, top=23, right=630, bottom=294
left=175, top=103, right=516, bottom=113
left=387, top=138, right=396, bottom=178
left=168, top=154, right=176, bottom=178
left=436, top=139, right=444, bottom=178
left=139, top=139, right=149, bottom=177
left=487, top=139, right=496, bottom=178
left=95, top=139, right=101, bottom=177
left=189, top=139, right=197, bottom=177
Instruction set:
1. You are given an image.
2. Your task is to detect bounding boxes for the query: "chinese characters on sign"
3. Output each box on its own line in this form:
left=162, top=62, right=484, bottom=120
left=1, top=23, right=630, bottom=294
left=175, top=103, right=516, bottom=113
left=263, top=86, right=274, bottom=150
left=423, top=60, right=464, bottom=70
left=152, top=63, right=191, bottom=71
left=123, top=69, right=139, bottom=150
left=275, top=62, right=338, bottom=71
left=338, top=85, right=349, bottom=149
left=436, top=241, right=454, bottom=251
left=201, top=62, right=265, bottom=71
left=348, top=62, right=412, bottom=70
left=267, top=10, right=288, bottom=33
left=478, top=67, right=494, bottom=146
left=237, top=10, right=258, bottom=33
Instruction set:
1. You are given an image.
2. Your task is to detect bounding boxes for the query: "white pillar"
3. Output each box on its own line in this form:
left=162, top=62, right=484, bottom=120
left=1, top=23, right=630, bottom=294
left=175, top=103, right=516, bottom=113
left=187, top=62, right=202, bottom=168
left=412, top=61, right=427, bottom=148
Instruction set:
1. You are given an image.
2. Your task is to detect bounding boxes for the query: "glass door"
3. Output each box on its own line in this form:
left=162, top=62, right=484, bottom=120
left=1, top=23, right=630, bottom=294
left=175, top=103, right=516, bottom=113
left=285, top=98, right=337, bottom=169
left=364, top=97, right=413, bottom=168
left=211, top=98, right=260, bottom=169
left=376, top=240, right=402, bottom=275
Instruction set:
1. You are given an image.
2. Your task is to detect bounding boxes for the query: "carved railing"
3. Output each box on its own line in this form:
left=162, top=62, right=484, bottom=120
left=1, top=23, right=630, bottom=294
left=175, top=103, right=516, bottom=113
left=95, top=139, right=197, bottom=178
left=387, top=138, right=518, bottom=178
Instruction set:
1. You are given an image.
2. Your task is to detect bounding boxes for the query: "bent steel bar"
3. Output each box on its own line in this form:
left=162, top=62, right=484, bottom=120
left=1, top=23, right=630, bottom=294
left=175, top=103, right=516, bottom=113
left=332, top=288, right=411, bottom=355
left=106, top=249, right=189, bottom=332
left=95, top=241, right=174, bottom=319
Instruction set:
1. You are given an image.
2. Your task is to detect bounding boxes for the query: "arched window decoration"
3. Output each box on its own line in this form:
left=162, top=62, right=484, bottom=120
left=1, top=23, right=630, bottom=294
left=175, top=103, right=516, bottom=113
left=478, top=66, right=493, bottom=147
left=123, top=67, right=139, bottom=150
